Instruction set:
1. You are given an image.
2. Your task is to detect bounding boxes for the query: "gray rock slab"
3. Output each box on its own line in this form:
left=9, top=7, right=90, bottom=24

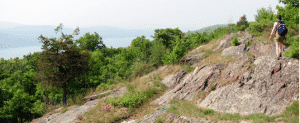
left=198, top=56, right=299, bottom=116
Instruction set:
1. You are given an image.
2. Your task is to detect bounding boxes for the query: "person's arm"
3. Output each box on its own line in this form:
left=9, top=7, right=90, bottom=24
left=270, top=22, right=278, bottom=38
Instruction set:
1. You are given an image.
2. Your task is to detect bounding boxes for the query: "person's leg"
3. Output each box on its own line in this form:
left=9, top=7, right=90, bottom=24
left=274, top=34, right=281, bottom=59
left=278, top=42, right=282, bottom=57
left=277, top=35, right=286, bottom=58
left=275, top=41, right=280, bottom=58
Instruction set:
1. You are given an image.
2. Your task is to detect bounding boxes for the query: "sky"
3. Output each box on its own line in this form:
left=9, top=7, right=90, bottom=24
left=0, top=0, right=285, bottom=60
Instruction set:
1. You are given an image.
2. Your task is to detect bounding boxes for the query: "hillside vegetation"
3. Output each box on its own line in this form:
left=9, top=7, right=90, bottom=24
left=0, top=2, right=298, bottom=123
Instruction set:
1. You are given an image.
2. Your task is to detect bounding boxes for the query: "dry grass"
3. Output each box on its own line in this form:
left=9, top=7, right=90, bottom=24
left=186, top=35, right=225, bottom=56
left=76, top=61, right=183, bottom=123
left=80, top=99, right=131, bottom=123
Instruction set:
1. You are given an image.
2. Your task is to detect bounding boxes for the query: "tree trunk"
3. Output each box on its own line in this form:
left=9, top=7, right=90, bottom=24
left=62, top=83, right=67, bottom=107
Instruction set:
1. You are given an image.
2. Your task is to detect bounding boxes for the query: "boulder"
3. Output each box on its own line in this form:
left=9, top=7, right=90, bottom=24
left=152, top=63, right=225, bottom=105
left=246, top=42, right=289, bottom=59
left=221, top=44, right=246, bottom=57
left=172, top=115, right=229, bottom=123
left=238, top=35, right=253, bottom=45
left=173, top=116, right=193, bottom=123
left=180, top=53, right=206, bottom=65
left=84, top=90, right=112, bottom=102
left=138, top=104, right=172, bottom=123
left=165, top=113, right=175, bottom=123
left=161, top=70, right=187, bottom=89
left=213, top=33, right=236, bottom=52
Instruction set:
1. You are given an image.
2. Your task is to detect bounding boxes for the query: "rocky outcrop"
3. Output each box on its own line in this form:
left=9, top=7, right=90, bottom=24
left=152, top=63, right=225, bottom=105
left=180, top=53, right=206, bottom=65
left=165, top=114, right=232, bottom=123
left=198, top=55, right=299, bottom=116
left=213, top=33, right=237, bottom=52
left=246, top=41, right=289, bottom=59
left=151, top=30, right=299, bottom=119
left=137, top=104, right=172, bottom=123
left=32, top=87, right=127, bottom=123
left=161, top=70, right=187, bottom=89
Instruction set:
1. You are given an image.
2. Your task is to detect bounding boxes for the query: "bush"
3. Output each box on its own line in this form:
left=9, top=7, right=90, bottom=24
left=237, top=14, right=249, bottom=31
left=231, top=35, right=239, bottom=46
left=32, top=100, right=46, bottom=115
left=283, top=36, right=299, bottom=59
left=153, top=81, right=166, bottom=89
left=247, top=22, right=264, bottom=36
left=254, top=5, right=276, bottom=23
left=182, top=64, right=195, bottom=73
left=203, top=109, right=214, bottom=115
left=210, top=83, right=216, bottom=91
left=107, top=87, right=159, bottom=108
left=96, top=83, right=117, bottom=92
left=200, top=49, right=213, bottom=54
left=162, top=36, right=188, bottom=65
left=130, top=60, right=155, bottom=79
left=245, top=39, right=254, bottom=48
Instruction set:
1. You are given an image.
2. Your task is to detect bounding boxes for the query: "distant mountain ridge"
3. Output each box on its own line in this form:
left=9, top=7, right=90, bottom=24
left=0, top=22, right=155, bottom=49
left=0, top=21, right=30, bottom=29
left=0, top=22, right=229, bottom=50
left=185, top=24, right=228, bottom=35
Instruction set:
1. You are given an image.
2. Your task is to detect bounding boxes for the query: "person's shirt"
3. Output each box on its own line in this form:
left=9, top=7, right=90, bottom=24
left=270, top=20, right=280, bottom=38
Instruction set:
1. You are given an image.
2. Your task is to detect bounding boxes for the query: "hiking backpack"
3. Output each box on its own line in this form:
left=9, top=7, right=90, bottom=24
left=277, top=20, right=288, bottom=36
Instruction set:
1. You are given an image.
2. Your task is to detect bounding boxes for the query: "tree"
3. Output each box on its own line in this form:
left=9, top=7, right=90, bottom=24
left=34, top=23, right=94, bottom=107
left=151, top=28, right=184, bottom=51
left=255, top=6, right=275, bottom=23
left=236, top=14, right=249, bottom=31
left=75, top=32, right=107, bottom=52
left=279, top=0, right=299, bottom=7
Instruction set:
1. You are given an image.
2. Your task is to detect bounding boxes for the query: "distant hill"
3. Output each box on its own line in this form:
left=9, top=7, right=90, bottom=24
left=0, top=21, right=29, bottom=29
left=0, top=22, right=155, bottom=49
left=184, top=24, right=228, bottom=35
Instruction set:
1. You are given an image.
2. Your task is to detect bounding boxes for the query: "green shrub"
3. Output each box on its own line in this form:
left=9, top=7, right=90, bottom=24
left=283, top=36, right=299, bottom=59
left=60, top=108, right=68, bottom=114
left=96, top=83, right=117, bottom=92
left=182, top=64, right=195, bottom=73
left=254, top=5, right=276, bottom=23
left=32, top=100, right=46, bottom=115
left=130, top=60, right=155, bottom=79
left=236, top=15, right=249, bottom=31
left=211, top=83, right=216, bottom=91
left=126, top=83, right=136, bottom=93
left=162, top=37, right=187, bottom=65
left=245, top=39, right=254, bottom=48
left=155, top=116, right=164, bottom=123
left=200, top=49, right=213, bottom=54
left=231, top=35, right=239, bottom=46
left=203, top=109, right=214, bottom=115
left=247, top=22, right=264, bottom=36
left=153, top=81, right=166, bottom=89
left=107, top=87, right=159, bottom=108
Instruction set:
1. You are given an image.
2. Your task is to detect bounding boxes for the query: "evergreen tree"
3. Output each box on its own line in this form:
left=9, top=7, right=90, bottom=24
left=34, top=23, right=94, bottom=107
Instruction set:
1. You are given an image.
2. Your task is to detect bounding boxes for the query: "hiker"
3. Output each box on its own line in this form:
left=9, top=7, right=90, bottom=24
left=269, top=15, right=288, bottom=60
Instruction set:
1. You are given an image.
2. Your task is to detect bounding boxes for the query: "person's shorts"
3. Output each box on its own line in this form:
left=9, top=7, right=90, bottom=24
left=274, top=33, right=287, bottom=45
